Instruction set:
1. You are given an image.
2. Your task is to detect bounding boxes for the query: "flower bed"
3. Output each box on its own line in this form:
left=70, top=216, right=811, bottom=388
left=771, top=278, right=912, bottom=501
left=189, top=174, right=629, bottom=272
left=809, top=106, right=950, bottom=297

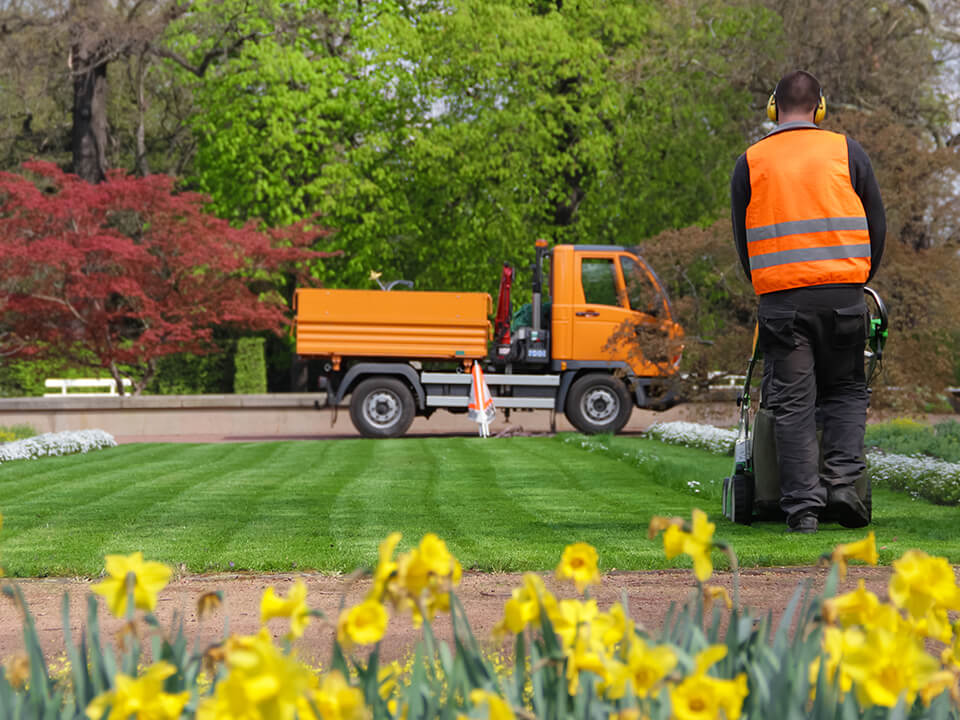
left=867, top=451, right=960, bottom=505
left=865, top=418, right=960, bottom=463
left=645, top=421, right=738, bottom=455
left=0, top=429, right=116, bottom=463
left=1, top=514, right=958, bottom=719
left=646, top=420, right=960, bottom=506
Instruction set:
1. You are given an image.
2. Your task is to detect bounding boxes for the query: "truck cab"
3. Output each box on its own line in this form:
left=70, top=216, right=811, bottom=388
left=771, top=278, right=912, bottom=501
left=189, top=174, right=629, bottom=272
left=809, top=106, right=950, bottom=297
left=495, top=244, right=681, bottom=377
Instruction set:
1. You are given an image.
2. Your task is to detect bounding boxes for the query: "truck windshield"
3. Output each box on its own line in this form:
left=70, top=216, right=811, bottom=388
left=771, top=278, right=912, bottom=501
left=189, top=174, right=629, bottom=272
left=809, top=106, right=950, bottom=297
left=621, top=255, right=664, bottom=316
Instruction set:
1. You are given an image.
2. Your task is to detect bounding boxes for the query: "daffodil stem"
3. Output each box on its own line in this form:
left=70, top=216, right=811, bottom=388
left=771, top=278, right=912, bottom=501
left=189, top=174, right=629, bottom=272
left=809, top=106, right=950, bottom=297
left=715, top=542, right=740, bottom=609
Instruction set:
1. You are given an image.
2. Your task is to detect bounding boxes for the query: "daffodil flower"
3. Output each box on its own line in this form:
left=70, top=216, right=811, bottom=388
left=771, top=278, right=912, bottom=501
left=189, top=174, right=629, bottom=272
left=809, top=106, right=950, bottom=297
left=703, top=585, right=733, bottom=611
left=830, top=532, right=878, bottom=579
left=603, top=635, right=677, bottom=700
left=394, top=533, right=462, bottom=626
left=842, top=624, right=942, bottom=708
left=86, top=662, right=189, bottom=720
left=313, top=670, right=367, bottom=720
left=260, top=579, right=312, bottom=640
left=337, top=598, right=389, bottom=650
left=90, top=552, right=172, bottom=618
left=494, top=573, right=555, bottom=637
left=369, top=532, right=402, bottom=603
left=890, top=550, right=960, bottom=621
left=669, top=671, right=748, bottom=720
left=821, top=580, right=881, bottom=627
left=555, top=542, right=601, bottom=593
left=669, top=645, right=747, bottom=720
left=592, top=602, right=632, bottom=648
left=196, top=629, right=322, bottom=720
left=661, top=509, right=715, bottom=582
left=197, top=591, right=223, bottom=619
left=468, top=689, right=516, bottom=720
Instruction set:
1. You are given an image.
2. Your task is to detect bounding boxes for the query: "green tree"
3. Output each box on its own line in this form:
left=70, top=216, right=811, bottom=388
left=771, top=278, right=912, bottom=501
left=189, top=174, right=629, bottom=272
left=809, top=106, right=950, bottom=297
left=189, top=0, right=780, bottom=294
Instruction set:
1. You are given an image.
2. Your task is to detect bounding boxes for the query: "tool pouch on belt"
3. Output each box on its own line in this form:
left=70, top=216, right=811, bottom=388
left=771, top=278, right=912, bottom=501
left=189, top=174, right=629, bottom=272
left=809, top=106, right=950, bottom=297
left=833, top=303, right=869, bottom=347
left=756, top=307, right=797, bottom=354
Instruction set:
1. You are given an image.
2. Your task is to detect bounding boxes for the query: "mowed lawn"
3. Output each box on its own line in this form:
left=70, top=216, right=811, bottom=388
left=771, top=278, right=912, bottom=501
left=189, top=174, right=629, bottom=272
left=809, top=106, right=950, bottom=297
left=0, top=435, right=958, bottom=577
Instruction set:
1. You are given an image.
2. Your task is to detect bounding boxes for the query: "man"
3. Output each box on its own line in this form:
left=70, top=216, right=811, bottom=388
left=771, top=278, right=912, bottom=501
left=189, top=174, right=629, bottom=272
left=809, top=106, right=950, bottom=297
left=730, top=70, right=885, bottom=534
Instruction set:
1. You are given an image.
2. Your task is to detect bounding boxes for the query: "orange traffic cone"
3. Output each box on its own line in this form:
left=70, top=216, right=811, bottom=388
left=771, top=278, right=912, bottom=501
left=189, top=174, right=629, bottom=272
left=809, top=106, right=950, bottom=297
left=467, top=362, right=496, bottom=437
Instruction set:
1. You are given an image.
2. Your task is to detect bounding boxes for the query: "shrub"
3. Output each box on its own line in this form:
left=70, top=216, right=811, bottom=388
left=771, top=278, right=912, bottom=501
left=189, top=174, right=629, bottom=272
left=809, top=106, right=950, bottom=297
left=233, top=337, right=267, bottom=394
left=2, top=520, right=958, bottom=718
left=0, top=424, right=35, bottom=442
left=146, top=350, right=234, bottom=395
left=0, top=356, right=118, bottom=397
left=865, top=419, right=960, bottom=463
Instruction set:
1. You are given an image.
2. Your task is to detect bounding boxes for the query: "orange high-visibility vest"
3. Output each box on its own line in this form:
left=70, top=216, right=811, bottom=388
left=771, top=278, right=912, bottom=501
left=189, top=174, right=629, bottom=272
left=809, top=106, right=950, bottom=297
left=745, top=128, right=870, bottom=295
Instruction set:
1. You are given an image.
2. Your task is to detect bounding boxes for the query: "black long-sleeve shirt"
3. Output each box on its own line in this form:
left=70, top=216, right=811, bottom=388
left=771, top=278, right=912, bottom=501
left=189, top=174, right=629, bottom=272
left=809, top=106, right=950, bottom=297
left=730, top=125, right=886, bottom=287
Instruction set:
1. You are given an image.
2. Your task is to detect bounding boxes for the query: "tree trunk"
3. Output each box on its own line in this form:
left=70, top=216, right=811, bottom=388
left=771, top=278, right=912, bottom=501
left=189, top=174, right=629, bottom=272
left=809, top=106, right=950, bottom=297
left=71, top=0, right=109, bottom=184
left=134, top=52, right=150, bottom=176
left=108, top=361, right=127, bottom=397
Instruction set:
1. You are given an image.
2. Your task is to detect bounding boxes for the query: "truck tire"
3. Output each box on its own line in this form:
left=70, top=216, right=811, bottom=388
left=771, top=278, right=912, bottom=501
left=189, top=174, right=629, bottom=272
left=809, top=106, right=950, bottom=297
left=349, top=377, right=416, bottom=439
left=565, top=374, right=633, bottom=435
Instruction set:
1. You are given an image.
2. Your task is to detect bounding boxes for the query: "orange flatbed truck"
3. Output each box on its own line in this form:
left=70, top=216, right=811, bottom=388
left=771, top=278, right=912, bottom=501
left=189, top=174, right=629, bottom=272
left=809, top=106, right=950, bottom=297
left=294, top=241, right=682, bottom=438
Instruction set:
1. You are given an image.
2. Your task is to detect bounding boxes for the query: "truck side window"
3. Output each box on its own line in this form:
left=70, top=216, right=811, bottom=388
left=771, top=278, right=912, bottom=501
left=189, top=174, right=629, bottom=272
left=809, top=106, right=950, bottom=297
left=621, top=256, right=662, bottom=316
left=581, top=258, right=619, bottom=306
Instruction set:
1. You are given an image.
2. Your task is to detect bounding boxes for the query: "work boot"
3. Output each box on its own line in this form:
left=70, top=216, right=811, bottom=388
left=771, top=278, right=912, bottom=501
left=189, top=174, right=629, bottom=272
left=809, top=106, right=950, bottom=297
left=787, top=513, right=818, bottom=534
left=826, top=485, right=869, bottom=529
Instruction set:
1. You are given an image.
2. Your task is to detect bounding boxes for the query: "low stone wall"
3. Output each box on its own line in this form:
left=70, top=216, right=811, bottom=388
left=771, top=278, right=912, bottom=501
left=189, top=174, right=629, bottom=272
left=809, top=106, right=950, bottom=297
left=0, top=394, right=331, bottom=438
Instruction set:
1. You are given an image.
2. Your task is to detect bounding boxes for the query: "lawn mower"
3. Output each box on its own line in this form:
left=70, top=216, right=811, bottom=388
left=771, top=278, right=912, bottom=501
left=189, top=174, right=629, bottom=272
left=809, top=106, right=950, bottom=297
left=721, top=287, right=888, bottom=525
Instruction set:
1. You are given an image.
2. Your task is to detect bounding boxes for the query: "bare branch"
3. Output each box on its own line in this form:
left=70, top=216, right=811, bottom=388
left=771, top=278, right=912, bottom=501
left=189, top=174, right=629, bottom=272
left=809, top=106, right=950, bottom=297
left=30, top=294, right=87, bottom=324
left=905, top=0, right=960, bottom=42
left=151, top=31, right=261, bottom=77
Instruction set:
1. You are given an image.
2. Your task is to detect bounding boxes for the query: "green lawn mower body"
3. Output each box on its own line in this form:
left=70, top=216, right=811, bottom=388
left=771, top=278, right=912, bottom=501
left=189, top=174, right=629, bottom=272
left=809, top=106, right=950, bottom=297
left=721, top=287, right=887, bottom=525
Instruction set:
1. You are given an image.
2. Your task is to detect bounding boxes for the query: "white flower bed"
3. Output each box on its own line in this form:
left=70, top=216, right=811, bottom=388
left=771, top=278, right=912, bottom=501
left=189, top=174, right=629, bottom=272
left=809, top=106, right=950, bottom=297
left=645, top=421, right=738, bottom=455
left=645, top=420, right=960, bottom=505
left=0, top=429, right=117, bottom=463
left=867, top=451, right=960, bottom=504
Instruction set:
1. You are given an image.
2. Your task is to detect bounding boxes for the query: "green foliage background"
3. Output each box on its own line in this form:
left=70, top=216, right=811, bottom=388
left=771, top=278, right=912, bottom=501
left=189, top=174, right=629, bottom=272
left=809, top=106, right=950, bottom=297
left=233, top=337, right=268, bottom=394
left=186, top=0, right=780, bottom=295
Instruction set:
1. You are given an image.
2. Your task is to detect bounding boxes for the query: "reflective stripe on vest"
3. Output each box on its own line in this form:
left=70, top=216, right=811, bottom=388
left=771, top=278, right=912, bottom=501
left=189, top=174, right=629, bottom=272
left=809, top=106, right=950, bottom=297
left=745, top=128, right=870, bottom=294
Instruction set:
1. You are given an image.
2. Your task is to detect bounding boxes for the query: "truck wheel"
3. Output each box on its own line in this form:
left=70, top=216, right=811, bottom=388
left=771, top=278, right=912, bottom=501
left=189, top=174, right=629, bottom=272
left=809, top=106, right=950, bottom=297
left=349, top=377, right=415, bottom=438
left=565, top=374, right=633, bottom=435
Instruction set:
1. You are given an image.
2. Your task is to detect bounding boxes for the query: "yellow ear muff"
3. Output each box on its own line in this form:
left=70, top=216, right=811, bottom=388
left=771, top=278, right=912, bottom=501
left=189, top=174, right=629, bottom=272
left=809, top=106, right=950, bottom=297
left=813, top=93, right=826, bottom=124
left=766, top=93, right=778, bottom=122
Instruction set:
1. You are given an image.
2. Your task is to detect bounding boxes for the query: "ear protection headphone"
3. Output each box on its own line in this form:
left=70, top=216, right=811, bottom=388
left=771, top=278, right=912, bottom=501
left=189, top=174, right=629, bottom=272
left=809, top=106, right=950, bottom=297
left=766, top=74, right=826, bottom=124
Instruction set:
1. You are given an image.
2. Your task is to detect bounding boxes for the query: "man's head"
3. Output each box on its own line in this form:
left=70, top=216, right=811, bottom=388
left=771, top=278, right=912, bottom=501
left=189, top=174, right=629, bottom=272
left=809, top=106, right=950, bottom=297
left=767, top=70, right=826, bottom=124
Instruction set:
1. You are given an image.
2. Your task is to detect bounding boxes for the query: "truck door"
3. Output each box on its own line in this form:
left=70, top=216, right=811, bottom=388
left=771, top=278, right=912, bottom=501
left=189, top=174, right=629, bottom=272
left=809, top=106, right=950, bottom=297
left=619, top=253, right=679, bottom=375
left=570, top=254, right=632, bottom=362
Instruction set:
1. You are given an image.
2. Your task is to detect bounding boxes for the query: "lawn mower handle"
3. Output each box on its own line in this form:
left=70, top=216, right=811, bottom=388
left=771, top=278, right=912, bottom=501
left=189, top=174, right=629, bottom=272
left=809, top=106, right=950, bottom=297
left=864, top=286, right=887, bottom=333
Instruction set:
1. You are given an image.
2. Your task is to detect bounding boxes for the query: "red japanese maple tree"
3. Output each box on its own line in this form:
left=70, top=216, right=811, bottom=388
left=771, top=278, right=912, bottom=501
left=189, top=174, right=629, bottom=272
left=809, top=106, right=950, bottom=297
left=0, top=162, right=334, bottom=394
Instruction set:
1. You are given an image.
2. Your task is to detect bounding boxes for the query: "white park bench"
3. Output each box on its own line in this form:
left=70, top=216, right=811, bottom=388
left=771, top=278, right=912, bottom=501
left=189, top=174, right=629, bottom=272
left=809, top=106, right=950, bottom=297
left=44, top=378, right=132, bottom=397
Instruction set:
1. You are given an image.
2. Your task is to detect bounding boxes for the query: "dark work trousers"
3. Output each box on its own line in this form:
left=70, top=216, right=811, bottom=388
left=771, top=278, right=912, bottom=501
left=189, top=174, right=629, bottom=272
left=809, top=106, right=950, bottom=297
left=757, top=286, right=869, bottom=521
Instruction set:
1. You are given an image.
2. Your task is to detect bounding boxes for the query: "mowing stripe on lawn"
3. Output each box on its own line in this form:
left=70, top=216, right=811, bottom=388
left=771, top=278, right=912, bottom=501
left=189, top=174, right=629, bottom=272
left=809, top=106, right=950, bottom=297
left=1, top=435, right=959, bottom=576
